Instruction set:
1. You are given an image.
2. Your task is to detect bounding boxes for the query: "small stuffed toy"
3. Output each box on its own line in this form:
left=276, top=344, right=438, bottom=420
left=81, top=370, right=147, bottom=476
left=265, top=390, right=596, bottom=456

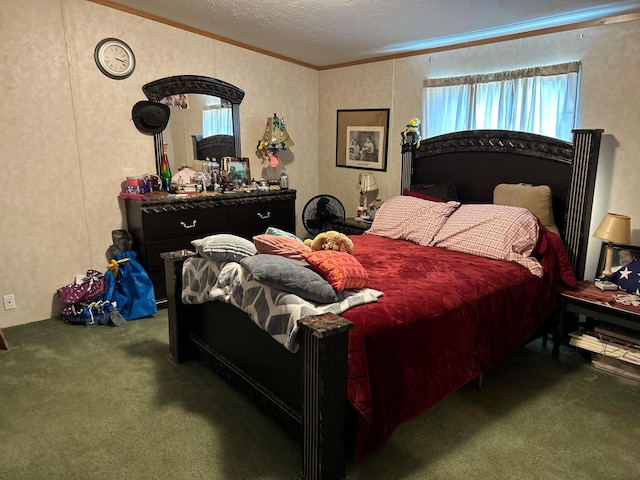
left=402, top=117, right=422, bottom=149
left=304, top=230, right=354, bottom=254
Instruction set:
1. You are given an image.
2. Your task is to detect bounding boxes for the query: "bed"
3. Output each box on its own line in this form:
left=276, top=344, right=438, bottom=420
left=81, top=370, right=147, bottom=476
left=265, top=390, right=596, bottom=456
left=161, top=128, right=603, bottom=480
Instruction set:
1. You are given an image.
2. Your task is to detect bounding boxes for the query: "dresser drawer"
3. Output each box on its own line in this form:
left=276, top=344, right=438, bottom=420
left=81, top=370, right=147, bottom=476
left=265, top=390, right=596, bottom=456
left=143, top=207, right=228, bottom=241
left=228, top=201, right=295, bottom=235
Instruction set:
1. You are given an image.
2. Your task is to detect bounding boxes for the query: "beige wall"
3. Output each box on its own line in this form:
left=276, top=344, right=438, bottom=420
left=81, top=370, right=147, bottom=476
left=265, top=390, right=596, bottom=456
left=1, top=0, right=638, bottom=328
left=0, top=0, right=319, bottom=328
left=320, top=20, right=640, bottom=284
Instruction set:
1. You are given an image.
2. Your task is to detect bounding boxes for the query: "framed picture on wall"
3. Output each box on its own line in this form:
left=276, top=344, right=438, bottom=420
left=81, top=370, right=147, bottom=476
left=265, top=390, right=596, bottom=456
left=336, top=109, right=389, bottom=171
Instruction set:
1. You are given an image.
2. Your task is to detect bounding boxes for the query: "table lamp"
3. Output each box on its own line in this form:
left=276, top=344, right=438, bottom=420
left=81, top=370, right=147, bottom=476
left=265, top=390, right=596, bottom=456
left=256, top=113, right=294, bottom=179
left=593, top=212, right=631, bottom=289
left=357, top=172, right=378, bottom=214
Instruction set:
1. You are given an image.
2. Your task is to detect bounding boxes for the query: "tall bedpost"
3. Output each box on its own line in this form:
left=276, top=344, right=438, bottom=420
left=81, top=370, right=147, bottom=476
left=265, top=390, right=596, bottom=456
left=564, top=129, right=604, bottom=280
left=298, top=314, right=353, bottom=480
left=161, top=249, right=197, bottom=363
left=401, top=135, right=417, bottom=194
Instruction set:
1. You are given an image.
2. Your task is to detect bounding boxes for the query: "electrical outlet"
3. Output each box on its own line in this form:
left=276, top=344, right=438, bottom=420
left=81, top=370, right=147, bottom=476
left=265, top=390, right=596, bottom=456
left=3, top=294, right=16, bottom=310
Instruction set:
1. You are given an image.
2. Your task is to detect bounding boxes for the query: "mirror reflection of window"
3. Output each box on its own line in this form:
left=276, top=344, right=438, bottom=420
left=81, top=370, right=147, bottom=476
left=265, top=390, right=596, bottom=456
left=203, top=99, right=233, bottom=137
left=160, top=94, right=234, bottom=171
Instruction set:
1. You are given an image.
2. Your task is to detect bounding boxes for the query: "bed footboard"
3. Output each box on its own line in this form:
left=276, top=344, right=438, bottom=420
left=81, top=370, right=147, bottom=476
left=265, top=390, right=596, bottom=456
left=299, top=315, right=353, bottom=480
left=162, top=250, right=353, bottom=480
left=161, top=249, right=198, bottom=363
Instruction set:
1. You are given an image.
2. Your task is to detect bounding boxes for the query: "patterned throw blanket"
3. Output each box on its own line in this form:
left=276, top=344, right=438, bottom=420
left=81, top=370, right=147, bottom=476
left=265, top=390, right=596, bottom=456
left=181, top=257, right=383, bottom=352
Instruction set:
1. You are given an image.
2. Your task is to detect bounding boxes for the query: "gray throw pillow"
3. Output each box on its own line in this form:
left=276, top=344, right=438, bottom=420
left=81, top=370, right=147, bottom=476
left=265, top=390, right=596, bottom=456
left=192, top=234, right=257, bottom=263
left=240, top=254, right=338, bottom=304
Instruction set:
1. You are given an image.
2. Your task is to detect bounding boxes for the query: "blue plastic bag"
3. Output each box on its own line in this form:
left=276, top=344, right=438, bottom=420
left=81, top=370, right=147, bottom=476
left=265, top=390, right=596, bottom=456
left=102, top=251, right=157, bottom=320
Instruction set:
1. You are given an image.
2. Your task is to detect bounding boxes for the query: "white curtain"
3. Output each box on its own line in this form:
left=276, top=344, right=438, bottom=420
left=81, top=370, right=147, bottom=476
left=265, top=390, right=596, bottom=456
left=202, top=105, right=233, bottom=137
left=423, top=62, right=580, bottom=141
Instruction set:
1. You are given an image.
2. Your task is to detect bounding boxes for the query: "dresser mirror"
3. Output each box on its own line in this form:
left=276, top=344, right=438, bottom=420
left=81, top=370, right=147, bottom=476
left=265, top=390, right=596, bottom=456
left=141, top=75, right=245, bottom=177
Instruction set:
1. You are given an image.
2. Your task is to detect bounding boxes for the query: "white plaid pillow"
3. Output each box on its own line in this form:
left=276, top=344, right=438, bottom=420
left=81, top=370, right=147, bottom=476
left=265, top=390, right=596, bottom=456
left=431, top=204, right=542, bottom=276
left=366, top=196, right=460, bottom=245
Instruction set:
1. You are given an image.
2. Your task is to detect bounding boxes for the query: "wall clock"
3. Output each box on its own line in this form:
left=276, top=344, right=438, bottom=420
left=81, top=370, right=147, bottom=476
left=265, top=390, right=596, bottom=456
left=94, top=38, right=136, bottom=80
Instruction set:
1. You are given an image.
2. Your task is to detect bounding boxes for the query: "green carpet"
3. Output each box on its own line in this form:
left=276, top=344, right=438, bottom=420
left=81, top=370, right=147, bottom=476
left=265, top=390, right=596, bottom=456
left=1, top=311, right=638, bottom=479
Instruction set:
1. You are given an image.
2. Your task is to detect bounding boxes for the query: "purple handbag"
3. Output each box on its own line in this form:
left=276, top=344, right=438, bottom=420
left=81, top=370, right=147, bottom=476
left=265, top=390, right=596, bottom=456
left=57, top=270, right=106, bottom=305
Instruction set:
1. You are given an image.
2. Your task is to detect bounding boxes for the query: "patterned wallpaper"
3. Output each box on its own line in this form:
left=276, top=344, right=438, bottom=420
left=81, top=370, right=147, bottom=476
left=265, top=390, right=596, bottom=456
left=1, top=0, right=639, bottom=327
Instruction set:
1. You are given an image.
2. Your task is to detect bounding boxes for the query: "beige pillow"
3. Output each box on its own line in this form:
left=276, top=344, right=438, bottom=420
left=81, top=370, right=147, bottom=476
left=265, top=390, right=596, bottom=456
left=493, top=183, right=560, bottom=236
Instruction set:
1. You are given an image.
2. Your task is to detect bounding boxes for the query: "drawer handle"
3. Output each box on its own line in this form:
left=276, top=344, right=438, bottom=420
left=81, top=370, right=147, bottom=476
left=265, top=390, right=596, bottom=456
left=257, top=212, right=271, bottom=220
left=180, top=220, right=197, bottom=229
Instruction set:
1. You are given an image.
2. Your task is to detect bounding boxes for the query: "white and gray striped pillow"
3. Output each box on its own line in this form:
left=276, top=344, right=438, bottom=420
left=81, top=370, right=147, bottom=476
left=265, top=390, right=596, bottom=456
left=192, top=234, right=257, bottom=263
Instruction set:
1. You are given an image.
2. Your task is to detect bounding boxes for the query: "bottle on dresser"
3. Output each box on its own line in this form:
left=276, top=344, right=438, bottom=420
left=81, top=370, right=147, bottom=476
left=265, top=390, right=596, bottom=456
left=160, top=142, right=172, bottom=192
left=279, top=170, right=289, bottom=189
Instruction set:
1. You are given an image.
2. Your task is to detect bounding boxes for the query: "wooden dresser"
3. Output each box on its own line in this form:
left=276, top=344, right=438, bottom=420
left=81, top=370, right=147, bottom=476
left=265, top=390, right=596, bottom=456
left=124, top=190, right=296, bottom=301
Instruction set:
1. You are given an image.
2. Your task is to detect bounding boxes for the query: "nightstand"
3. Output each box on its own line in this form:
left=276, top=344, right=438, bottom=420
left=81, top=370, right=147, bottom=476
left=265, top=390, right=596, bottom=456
left=329, top=217, right=371, bottom=235
left=557, top=281, right=640, bottom=360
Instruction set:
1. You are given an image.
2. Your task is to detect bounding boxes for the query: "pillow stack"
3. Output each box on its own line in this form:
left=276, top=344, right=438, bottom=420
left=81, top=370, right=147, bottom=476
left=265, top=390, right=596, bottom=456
left=253, top=228, right=371, bottom=296
left=190, top=228, right=372, bottom=302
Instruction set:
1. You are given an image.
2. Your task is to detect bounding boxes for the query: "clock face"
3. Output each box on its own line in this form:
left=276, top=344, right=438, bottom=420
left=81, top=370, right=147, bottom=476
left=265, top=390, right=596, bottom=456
left=94, top=38, right=135, bottom=80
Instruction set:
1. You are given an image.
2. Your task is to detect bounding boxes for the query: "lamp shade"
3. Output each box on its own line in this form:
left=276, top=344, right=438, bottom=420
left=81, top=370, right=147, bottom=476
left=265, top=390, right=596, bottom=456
left=257, top=113, right=294, bottom=151
left=357, top=172, right=378, bottom=193
left=594, top=213, right=631, bottom=244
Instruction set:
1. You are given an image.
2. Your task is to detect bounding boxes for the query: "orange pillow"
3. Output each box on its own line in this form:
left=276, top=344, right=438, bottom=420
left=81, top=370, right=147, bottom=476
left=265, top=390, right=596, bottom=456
left=302, top=251, right=369, bottom=291
left=253, top=234, right=312, bottom=261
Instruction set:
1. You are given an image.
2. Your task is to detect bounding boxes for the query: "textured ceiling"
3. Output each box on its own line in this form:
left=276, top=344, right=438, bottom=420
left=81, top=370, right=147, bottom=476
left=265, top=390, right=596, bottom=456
left=105, top=0, right=640, bottom=68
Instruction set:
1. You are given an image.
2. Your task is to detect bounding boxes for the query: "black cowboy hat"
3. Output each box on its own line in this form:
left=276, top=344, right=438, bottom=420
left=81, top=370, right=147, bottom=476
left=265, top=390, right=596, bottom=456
left=131, top=100, right=170, bottom=135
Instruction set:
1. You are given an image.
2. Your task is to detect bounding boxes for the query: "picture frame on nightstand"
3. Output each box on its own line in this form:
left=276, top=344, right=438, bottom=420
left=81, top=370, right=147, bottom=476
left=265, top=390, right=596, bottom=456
left=595, top=242, right=640, bottom=281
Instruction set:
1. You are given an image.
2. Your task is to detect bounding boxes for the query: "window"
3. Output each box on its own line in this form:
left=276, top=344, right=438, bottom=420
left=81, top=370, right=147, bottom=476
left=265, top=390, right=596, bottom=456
left=422, top=62, right=580, bottom=141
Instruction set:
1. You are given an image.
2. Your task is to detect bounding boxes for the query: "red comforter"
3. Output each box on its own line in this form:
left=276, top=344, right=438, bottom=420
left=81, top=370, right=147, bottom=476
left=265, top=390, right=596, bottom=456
left=341, top=230, right=576, bottom=459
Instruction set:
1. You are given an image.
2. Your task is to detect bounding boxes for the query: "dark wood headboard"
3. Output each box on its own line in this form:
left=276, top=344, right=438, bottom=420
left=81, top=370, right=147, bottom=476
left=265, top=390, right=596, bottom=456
left=192, top=134, right=236, bottom=161
left=401, top=129, right=603, bottom=280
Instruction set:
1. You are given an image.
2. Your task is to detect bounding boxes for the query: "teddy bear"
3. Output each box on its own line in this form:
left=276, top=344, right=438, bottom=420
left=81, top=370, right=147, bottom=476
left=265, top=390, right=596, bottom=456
left=304, top=230, right=354, bottom=254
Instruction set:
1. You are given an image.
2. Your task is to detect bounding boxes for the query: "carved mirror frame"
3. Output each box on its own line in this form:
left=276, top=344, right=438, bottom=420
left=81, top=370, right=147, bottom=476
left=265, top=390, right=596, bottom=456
left=142, top=75, right=245, bottom=176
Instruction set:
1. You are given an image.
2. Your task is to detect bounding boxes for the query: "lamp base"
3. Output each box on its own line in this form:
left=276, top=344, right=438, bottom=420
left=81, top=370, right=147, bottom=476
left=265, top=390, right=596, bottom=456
left=595, top=280, right=618, bottom=291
